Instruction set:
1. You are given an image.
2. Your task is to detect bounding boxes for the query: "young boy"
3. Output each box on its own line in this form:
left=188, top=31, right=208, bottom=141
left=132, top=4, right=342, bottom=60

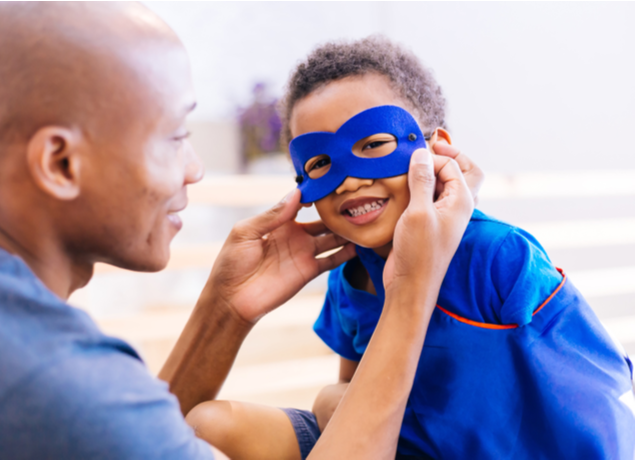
left=188, top=36, right=635, bottom=459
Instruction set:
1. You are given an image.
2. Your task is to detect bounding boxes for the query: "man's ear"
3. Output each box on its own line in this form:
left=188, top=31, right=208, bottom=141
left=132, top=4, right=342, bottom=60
left=26, top=126, right=82, bottom=200
left=428, top=128, right=452, bottom=154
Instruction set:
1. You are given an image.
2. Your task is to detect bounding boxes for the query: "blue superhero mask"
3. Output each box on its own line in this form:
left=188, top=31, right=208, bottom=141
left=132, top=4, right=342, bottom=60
left=289, top=105, right=427, bottom=203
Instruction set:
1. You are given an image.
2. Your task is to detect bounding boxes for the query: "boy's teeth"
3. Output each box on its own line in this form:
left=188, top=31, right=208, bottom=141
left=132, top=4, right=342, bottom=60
left=347, top=199, right=385, bottom=217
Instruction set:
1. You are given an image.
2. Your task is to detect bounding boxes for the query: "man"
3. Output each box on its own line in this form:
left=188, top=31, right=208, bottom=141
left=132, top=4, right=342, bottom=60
left=0, top=3, right=479, bottom=458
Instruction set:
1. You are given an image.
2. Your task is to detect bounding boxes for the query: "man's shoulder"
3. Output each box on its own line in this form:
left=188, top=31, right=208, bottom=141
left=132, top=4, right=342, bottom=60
left=0, top=339, right=212, bottom=459
left=0, top=251, right=213, bottom=459
left=0, top=250, right=141, bottom=404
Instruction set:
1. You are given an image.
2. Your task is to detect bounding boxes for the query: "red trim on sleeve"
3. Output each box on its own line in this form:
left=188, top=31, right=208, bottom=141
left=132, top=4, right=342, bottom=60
left=436, top=268, right=567, bottom=330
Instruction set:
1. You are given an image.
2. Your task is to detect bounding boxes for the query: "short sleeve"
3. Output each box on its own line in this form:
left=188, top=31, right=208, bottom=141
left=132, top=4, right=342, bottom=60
left=1, top=346, right=214, bottom=460
left=313, top=268, right=363, bottom=362
left=491, top=228, right=563, bottom=326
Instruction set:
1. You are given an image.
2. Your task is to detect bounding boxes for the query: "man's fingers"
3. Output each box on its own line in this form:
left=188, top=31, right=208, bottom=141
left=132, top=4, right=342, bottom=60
left=314, top=232, right=350, bottom=256
left=434, top=157, right=474, bottom=213
left=433, top=141, right=484, bottom=202
left=316, top=243, right=356, bottom=274
left=233, top=189, right=301, bottom=240
left=407, top=148, right=436, bottom=211
left=302, top=220, right=330, bottom=237
left=430, top=139, right=458, bottom=159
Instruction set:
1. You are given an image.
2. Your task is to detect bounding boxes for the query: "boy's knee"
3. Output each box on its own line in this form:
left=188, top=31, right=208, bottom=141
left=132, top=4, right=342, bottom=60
left=312, top=383, right=349, bottom=432
left=186, top=400, right=237, bottom=443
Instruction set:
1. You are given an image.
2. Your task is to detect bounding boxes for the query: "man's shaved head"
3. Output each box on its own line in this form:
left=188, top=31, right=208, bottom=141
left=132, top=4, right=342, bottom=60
left=0, top=2, right=203, bottom=298
left=0, top=2, right=180, bottom=144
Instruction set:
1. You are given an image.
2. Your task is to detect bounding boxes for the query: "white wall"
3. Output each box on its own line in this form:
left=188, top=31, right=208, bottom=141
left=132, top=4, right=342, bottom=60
left=146, top=1, right=635, bottom=173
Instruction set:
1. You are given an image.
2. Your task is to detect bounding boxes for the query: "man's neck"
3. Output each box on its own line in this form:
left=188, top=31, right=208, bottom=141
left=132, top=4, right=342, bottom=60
left=0, top=225, right=93, bottom=300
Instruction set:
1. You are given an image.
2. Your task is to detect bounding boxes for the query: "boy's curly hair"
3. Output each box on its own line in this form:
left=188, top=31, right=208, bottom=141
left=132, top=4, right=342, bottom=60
left=279, top=35, right=447, bottom=148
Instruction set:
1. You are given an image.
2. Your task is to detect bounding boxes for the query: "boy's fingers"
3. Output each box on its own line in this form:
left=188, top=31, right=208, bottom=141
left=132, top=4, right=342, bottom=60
left=233, top=189, right=301, bottom=240
left=407, top=149, right=436, bottom=211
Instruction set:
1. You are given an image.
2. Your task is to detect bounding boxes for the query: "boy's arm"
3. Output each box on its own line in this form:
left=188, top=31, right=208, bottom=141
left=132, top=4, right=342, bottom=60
left=339, top=357, right=359, bottom=382
left=309, top=149, right=474, bottom=459
left=313, top=358, right=359, bottom=431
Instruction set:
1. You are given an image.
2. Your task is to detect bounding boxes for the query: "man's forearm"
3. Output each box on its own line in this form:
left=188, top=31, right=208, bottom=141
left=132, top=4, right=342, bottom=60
left=309, top=280, right=440, bottom=459
left=158, top=294, right=253, bottom=415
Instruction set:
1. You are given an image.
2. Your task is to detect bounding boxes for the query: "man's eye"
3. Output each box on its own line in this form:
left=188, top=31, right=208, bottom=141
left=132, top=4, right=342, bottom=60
left=173, top=132, right=191, bottom=142
left=311, top=158, right=331, bottom=170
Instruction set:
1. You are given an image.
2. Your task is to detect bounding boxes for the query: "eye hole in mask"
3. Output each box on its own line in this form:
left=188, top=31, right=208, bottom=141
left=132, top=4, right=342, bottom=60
left=304, top=133, right=398, bottom=180
left=305, top=154, right=332, bottom=179
left=352, top=133, right=398, bottom=159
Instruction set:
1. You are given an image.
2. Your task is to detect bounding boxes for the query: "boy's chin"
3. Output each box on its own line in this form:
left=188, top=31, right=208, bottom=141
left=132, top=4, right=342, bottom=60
left=351, top=236, right=394, bottom=254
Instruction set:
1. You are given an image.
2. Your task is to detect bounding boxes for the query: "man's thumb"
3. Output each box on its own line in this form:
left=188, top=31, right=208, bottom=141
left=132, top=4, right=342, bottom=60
left=408, top=149, right=436, bottom=207
left=238, top=188, right=301, bottom=239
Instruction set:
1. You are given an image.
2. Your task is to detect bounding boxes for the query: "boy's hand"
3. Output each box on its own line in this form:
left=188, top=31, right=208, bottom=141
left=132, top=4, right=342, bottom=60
left=384, top=148, right=474, bottom=294
left=430, top=139, right=484, bottom=204
left=202, top=189, right=356, bottom=323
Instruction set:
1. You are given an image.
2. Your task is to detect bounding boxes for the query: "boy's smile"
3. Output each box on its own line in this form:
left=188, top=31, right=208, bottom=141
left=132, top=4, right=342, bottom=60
left=290, top=74, right=422, bottom=257
left=340, top=196, right=387, bottom=223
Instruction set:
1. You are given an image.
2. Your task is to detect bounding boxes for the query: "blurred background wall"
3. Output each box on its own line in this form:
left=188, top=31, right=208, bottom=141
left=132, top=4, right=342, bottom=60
left=69, top=2, right=635, bottom=409
left=147, top=1, right=635, bottom=173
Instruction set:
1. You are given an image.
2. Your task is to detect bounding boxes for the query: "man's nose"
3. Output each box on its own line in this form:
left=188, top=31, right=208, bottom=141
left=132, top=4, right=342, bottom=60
left=183, top=139, right=204, bottom=185
left=335, top=176, right=374, bottom=195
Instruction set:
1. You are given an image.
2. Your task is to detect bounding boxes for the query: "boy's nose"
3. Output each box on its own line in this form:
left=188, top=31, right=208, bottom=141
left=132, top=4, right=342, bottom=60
left=335, top=177, right=374, bottom=195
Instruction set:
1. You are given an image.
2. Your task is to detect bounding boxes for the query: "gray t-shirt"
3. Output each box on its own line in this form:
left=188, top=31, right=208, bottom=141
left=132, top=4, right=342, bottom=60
left=0, top=249, right=214, bottom=459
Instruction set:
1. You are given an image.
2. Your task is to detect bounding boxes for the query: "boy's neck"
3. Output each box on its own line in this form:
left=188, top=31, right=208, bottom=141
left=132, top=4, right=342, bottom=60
left=371, top=241, right=392, bottom=260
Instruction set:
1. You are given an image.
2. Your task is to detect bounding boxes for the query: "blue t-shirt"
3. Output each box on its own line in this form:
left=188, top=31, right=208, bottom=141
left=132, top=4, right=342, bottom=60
left=0, top=249, right=214, bottom=459
left=314, top=210, right=563, bottom=361
left=314, top=210, right=635, bottom=458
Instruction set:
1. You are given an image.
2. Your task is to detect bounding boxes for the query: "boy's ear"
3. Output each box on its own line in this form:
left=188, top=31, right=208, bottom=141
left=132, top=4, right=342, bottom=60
left=428, top=128, right=452, bottom=154
left=26, top=126, right=83, bottom=200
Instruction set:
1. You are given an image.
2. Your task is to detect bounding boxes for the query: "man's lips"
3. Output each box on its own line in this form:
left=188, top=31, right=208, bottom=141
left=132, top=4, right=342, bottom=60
left=167, top=212, right=183, bottom=230
left=167, top=201, right=188, bottom=231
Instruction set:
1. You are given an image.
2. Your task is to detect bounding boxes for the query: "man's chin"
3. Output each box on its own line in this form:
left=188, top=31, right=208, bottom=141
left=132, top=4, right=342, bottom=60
left=106, top=251, right=170, bottom=273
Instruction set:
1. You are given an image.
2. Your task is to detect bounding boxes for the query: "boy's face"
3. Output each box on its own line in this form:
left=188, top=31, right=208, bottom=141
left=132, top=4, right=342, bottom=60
left=290, top=74, right=415, bottom=256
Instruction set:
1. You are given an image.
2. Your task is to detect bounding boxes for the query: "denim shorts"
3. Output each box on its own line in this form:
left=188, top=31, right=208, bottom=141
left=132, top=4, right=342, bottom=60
left=281, top=408, right=321, bottom=460
left=281, top=407, right=424, bottom=459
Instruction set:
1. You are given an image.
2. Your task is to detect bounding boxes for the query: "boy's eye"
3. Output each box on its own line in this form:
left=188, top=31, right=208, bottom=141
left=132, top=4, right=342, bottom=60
left=305, top=154, right=331, bottom=179
left=311, top=158, right=331, bottom=170
left=352, top=133, right=397, bottom=159
left=364, top=140, right=389, bottom=150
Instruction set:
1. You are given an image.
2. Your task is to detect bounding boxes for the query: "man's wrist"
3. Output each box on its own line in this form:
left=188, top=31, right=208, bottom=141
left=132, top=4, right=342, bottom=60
left=192, top=289, right=255, bottom=337
left=384, top=275, right=442, bottom=319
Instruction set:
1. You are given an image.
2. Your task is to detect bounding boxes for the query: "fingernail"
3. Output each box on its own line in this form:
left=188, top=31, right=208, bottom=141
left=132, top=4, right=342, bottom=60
left=413, top=149, right=431, bottom=164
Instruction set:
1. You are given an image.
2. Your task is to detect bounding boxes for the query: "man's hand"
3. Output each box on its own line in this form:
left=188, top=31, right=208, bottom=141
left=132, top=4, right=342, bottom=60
left=204, top=189, right=356, bottom=323
left=384, top=148, right=474, bottom=294
left=430, top=138, right=484, bottom=204
left=161, top=189, right=355, bottom=413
